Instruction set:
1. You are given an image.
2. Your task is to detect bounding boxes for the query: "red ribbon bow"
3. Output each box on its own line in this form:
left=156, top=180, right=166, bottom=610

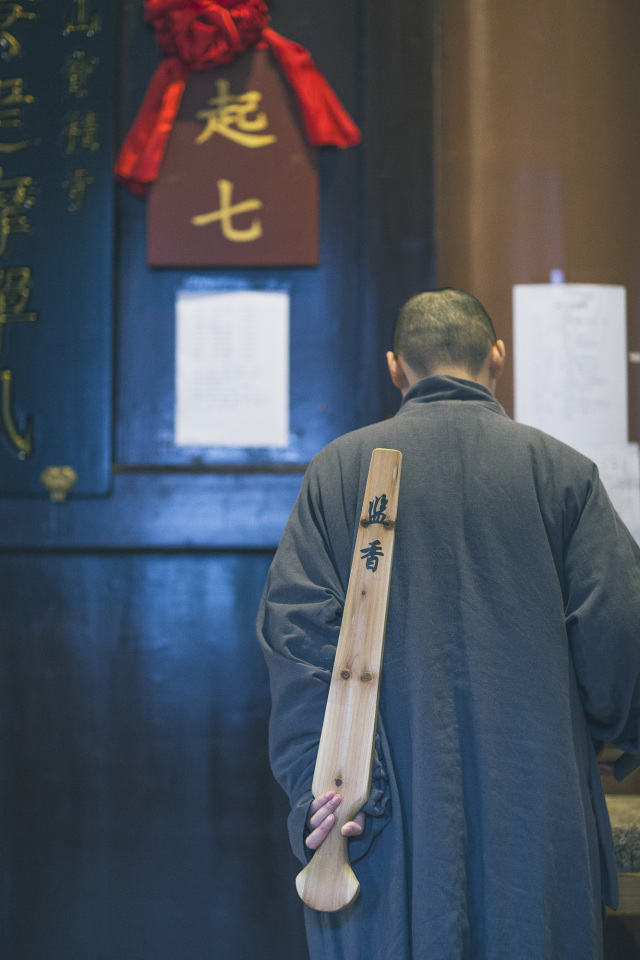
left=115, top=0, right=361, bottom=196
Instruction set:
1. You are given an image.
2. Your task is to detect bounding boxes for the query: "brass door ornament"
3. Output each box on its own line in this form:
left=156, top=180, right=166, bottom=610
left=40, top=465, right=78, bottom=502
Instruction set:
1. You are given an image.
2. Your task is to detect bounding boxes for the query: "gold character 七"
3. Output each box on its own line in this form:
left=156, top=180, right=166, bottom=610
left=191, top=179, right=263, bottom=242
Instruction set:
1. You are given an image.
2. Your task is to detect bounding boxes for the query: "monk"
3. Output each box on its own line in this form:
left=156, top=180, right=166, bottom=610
left=257, top=288, right=640, bottom=959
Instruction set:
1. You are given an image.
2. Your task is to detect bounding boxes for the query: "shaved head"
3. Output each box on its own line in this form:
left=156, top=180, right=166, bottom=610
left=392, top=289, right=498, bottom=378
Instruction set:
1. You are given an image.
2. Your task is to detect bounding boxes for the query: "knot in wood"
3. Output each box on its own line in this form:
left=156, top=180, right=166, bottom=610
left=360, top=673, right=372, bottom=683
left=340, top=670, right=351, bottom=680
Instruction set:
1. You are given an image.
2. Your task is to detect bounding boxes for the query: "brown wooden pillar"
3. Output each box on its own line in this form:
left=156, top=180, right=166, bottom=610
left=436, top=0, right=640, bottom=430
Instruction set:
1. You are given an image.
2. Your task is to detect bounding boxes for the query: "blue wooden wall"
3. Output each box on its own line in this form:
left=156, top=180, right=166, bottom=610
left=0, top=1, right=436, bottom=957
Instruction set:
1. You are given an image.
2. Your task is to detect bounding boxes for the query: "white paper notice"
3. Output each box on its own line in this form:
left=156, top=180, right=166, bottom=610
left=513, top=284, right=628, bottom=449
left=175, top=289, right=289, bottom=447
left=514, top=284, right=640, bottom=542
left=577, top=443, right=640, bottom=544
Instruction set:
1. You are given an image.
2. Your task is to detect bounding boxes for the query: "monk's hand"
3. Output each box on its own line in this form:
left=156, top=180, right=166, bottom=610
left=305, top=791, right=365, bottom=850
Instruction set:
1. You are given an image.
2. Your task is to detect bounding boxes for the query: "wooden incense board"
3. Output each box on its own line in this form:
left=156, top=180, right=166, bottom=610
left=296, top=447, right=402, bottom=912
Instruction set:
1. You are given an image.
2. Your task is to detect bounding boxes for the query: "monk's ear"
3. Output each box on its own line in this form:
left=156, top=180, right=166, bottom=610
left=386, top=351, right=409, bottom=393
left=489, top=340, right=506, bottom=380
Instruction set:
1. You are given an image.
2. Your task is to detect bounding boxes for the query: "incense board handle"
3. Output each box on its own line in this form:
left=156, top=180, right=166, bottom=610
left=295, top=812, right=360, bottom=913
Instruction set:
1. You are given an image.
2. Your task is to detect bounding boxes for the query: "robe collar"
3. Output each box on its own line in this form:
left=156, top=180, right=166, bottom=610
left=398, top=375, right=509, bottom=418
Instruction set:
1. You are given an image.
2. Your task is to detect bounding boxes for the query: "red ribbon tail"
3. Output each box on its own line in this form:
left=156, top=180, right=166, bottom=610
left=114, top=57, right=190, bottom=196
left=262, top=27, right=361, bottom=148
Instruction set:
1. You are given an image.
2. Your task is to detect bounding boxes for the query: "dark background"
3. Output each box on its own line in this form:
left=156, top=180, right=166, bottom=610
left=0, top=1, right=435, bottom=957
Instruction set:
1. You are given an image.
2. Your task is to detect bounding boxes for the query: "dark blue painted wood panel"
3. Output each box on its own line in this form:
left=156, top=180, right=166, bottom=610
left=0, top=0, right=114, bottom=495
left=360, top=0, right=438, bottom=422
left=0, top=472, right=303, bottom=549
left=0, top=552, right=307, bottom=960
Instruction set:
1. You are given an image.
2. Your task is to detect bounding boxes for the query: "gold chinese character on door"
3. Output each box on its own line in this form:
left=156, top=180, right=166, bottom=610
left=0, top=77, right=36, bottom=153
left=0, top=167, right=35, bottom=255
left=0, top=265, right=37, bottom=352
left=195, top=79, right=277, bottom=149
left=192, top=179, right=263, bottom=242
left=0, top=1, right=37, bottom=60
left=63, top=51, right=100, bottom=98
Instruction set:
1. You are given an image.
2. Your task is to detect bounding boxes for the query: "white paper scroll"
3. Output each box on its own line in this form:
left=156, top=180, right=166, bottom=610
left=175, top=289, right=289, bottom=447
left=581, top=444, right=640, bottom=545
left=514, top=284, right=628, bottom=449
left=513, top=283, right=640, bottom=542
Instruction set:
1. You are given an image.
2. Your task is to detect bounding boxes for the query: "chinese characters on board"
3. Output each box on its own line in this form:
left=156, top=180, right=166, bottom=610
left=368, top=493, right=388, bottom=525
left=361, top=540, right=384, bottom=572
left=0, top=0, right=102, bottom=457
left=360, top=492, right=389, bottom=572
left=147, top=50, right=318, bottom=267
left=190, top=77, right=276, bottom=243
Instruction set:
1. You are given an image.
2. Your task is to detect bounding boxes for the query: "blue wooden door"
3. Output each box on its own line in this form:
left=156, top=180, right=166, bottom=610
left=0, top=2, right=435, bottom=957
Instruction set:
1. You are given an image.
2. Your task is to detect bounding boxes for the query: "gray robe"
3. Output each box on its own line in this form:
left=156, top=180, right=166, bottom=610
left=257, top=376, right=640, bottom=960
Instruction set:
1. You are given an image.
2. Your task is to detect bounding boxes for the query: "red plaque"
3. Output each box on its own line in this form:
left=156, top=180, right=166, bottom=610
left=147, top=49, right=319, bottom=267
